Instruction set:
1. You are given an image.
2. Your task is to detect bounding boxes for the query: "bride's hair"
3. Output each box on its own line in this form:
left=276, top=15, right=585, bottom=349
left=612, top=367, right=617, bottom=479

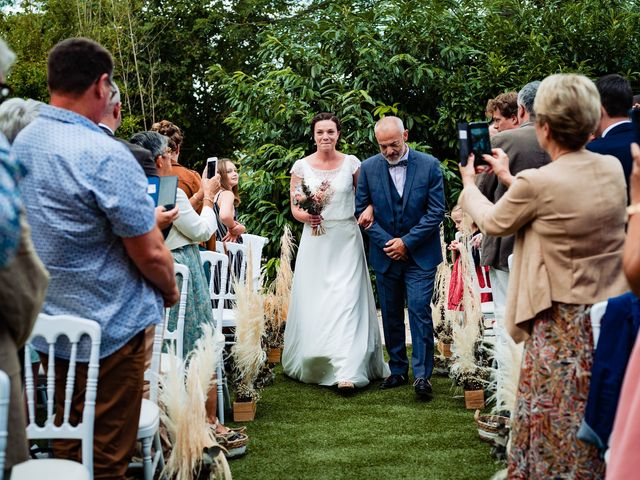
left=310, top=112, right=341, bottom=134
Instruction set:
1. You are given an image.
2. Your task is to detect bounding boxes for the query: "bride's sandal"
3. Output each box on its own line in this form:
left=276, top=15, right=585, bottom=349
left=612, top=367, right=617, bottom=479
left=337, top=381, right=355, bottom=390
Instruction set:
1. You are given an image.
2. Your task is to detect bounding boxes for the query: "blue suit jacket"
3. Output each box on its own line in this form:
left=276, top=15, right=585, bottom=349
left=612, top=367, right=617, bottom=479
left=587, top=122, right=638, bottom=190
left=355, top=149, right=445, bottom=273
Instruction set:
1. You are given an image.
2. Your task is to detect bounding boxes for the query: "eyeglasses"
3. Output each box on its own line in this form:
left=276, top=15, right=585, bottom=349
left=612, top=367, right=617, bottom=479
left=0, top=82, right=12, bottom=103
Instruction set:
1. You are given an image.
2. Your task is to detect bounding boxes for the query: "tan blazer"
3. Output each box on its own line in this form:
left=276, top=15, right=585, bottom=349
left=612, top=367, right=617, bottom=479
left=461, top=149, right=628, bottom=343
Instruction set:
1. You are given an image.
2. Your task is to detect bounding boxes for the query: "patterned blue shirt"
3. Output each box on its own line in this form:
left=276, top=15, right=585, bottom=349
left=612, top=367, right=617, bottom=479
left=0, top=132, right=25, bottom=267
left=13, top=105, right=163, bottom=361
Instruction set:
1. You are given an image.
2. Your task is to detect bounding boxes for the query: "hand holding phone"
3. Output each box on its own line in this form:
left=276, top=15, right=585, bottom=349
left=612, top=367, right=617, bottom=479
left=458, top=121, right=491, bottom=167
left=206, top=157, right=218, bottom=179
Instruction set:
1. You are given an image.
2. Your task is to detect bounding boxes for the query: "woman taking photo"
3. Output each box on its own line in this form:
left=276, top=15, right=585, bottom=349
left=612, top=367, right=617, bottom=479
left=459, top=74, right=627, bottom=479
left=282, top=112, right=388, bottom=391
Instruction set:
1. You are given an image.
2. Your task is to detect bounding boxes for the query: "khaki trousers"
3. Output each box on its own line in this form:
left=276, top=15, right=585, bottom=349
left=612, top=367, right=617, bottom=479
left=42, top=331, right=146, bottom=480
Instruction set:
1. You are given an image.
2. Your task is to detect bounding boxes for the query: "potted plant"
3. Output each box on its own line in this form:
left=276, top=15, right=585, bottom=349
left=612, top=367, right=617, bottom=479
left=262, top=226, right=295, bottom=364
left=231, top=274, right=267, bottom=422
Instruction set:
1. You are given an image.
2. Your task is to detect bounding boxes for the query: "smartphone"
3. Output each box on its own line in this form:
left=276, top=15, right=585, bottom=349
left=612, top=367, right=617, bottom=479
left=458, top=122, right=491, bottom=166
left=206, top=157, right=218, bottom=179
left=157, top=175, right=178, bottom=209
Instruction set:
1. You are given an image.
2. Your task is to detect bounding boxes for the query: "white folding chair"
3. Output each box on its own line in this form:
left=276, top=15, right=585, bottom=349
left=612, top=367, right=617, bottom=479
left=241, top=233, right=269, bottom=292
left=130, top=323, right=165, bottom=480
left=0, top=369, right=9, bottom=480
left=215, top=242, right=248, bottom=328
left=13, top=314, right=101, bottom=480
left=590, top=300, right=607, bottom=349
left=200, top=250, right=229, bottom=423
left=160, top=263, right=190, bottom=373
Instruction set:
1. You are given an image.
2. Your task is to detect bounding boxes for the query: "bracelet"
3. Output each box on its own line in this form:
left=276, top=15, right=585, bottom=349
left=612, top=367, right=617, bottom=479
left=203, top=196, right=214, bottom=203
left=627, top=202, right=640, bottom=218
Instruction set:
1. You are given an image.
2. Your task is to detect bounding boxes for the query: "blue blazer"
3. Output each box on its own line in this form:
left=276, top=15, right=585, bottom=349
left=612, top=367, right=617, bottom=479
left=587, top=122, right=638, bottom=190
left=355, top=149, right=445, bottom=273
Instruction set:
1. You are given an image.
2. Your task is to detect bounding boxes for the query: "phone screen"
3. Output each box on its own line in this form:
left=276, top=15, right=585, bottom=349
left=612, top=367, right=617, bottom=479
left=469, top=122, right=491, bottom=165
left=157, top=175, right=178, bottom=209
left=207, top=157, right=218, bottom=179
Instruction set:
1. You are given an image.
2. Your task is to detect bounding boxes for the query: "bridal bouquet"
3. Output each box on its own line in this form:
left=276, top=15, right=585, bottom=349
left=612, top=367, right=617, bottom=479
left=293, top=180, right=334, bottom=236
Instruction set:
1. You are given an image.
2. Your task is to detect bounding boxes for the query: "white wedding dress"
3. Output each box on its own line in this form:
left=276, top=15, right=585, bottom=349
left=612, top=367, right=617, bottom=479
left=282, top=155, right=389, bottom=387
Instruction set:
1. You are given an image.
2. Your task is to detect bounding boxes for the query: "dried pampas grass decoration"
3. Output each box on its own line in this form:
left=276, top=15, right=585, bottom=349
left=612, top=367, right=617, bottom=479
left=159, top=323, right=231, bottom=480
left=232, top=274, right=267, bottom=401
left=431, top=224, right=451, bottom=334
left=450, top=233, right=487, bottom=390
left=487, top=324, right=524, bottom=415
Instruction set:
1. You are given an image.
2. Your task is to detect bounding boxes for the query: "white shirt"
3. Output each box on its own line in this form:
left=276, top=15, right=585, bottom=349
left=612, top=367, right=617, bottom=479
left=602, top=120, right=631, bottom=138
left=165, top=188, right=217, bottom=250
left=386, top=147, right=409, bottom=197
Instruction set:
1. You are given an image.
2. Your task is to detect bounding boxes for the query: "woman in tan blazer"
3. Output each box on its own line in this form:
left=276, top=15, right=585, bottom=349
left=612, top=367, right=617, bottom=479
left=460, top=74, right=627, bottom=480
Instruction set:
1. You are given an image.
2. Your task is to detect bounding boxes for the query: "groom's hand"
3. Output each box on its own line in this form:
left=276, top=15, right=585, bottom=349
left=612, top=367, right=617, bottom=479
left=384, top=238, right=408, bottom=261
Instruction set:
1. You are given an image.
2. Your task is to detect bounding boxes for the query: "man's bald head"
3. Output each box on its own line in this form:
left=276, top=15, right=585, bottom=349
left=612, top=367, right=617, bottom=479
left=375, top=116, right=405, bottom=136
left=374, top=116, right=409, bottom=162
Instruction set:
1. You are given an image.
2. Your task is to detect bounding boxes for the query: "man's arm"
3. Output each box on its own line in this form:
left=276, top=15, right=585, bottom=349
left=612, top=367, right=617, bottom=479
left=355, top=163, right=394, bottom=248
left=401, top=162, right=445, bottom=253
left=122, top=227, right=179, bottom=307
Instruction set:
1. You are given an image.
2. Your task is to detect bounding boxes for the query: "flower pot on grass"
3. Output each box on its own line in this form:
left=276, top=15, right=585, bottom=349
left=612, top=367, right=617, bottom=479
left=233, top=400, right=257, bottom=422
left=267, top=347, right=282, bottom=363
left=464, top=389, right=485, bottom=410
left=438, top=342, right=452, bottom=358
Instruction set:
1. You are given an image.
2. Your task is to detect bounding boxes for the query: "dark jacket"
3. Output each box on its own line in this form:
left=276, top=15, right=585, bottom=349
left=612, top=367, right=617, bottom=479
left=99, top=125, right=158, bottom=177
left=479, top=122, right=550, bottom=270
left=355, top=148, right=445, bottom=273
left=587, top=122, right=638, bottom=199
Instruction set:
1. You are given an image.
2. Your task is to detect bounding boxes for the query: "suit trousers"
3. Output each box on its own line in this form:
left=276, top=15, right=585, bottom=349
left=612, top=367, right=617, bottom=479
left=41, top=331, right=146, bottom=480
left=376, top=259, right=437, bottom=379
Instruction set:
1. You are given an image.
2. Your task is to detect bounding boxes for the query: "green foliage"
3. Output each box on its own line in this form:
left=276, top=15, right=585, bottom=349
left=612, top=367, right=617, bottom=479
left=3, top=0, right=640, bottom=275
left=212, top=0, right=640, bottom=269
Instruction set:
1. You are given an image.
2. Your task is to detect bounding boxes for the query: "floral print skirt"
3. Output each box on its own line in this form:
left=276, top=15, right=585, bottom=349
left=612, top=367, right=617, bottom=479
left=509, top=302, right=604, bottom=480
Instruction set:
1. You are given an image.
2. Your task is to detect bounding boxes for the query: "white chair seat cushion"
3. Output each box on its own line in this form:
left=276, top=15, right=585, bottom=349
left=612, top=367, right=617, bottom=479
left=12, top=458, right=90, bottom=480
left=137, top=398, right=160, bottom=439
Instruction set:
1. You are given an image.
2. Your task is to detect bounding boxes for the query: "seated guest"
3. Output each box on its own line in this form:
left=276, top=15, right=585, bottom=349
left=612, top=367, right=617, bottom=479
left=460, top=73, right=627, bottom=479
left=14, top=37, right=178, bottom=479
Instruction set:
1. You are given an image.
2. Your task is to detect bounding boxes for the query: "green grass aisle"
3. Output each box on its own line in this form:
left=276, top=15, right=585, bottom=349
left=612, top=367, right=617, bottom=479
left=228, top=368, right=503, bottom=480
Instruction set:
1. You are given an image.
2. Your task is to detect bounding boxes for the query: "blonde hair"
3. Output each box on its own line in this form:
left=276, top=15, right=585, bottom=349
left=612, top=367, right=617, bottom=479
left=534, top=74, right=601, bottom=150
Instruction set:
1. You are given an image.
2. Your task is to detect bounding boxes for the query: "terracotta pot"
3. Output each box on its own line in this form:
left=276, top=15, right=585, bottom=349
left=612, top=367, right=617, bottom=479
left=438, top=342, right=452, bottom=358
left=267, top=347, right=282, bottom=363
left=233, top=400, right=257, bottom=422
left=464, top=389, right=485, bottom=410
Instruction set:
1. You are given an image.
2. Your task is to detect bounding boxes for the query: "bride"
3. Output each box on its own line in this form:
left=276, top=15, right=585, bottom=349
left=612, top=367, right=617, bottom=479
left=282, top=112, right=389, bottom=390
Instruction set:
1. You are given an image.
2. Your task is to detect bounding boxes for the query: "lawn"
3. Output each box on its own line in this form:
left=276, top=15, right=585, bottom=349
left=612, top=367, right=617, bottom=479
left=227, top=367, right=504, bottom=480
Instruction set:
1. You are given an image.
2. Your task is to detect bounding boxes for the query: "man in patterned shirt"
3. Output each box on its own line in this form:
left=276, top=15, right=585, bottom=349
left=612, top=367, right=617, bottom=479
left=14, top=38, right=178, bottom=478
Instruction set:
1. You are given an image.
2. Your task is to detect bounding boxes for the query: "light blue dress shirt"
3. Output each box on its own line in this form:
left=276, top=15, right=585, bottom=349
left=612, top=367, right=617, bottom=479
left=13, top=105, right=163, bottom=361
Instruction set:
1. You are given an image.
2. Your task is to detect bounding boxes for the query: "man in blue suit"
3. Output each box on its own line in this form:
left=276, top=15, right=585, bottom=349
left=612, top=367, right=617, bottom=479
left=355, top=116, right=445, bottom=398
left=587, top=74, right=638, bottom=197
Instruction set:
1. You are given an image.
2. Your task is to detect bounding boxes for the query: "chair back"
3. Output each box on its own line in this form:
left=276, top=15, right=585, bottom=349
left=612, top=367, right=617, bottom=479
left=241, top=234, right=269, bottom=292
left=200, top=250, right=229, bottom=335
left=24, top=314, right=101, bottom=476
left=163, top=263, right=189, bottom=361
left=0, top=369, right=9, bottom=479
left=214, top=242, right=247, bottom=301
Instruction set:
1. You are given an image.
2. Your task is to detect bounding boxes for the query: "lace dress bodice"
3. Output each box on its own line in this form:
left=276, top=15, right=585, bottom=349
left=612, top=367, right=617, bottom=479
left=290, top=155, right=360, bottom=221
